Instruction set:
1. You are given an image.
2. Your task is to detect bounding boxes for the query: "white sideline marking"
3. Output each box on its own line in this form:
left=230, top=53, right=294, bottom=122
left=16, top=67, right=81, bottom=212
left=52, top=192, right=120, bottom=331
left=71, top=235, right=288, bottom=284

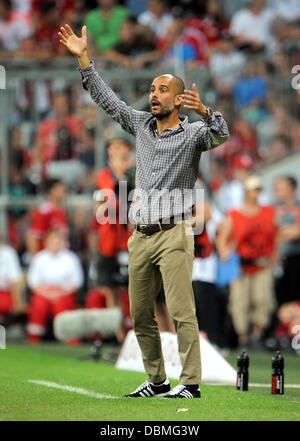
left=28, top=380, right=118, bottom=399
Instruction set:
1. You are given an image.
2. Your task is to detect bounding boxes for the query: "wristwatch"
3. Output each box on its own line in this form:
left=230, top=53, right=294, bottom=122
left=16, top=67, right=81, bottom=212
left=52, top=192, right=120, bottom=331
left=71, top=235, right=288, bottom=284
left=203, top=106, right=213, bottom=119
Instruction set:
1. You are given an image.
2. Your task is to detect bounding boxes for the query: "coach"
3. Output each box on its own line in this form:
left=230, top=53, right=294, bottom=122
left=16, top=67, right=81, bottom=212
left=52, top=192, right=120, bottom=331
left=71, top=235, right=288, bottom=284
left=58, top=24, right=229, bottom=399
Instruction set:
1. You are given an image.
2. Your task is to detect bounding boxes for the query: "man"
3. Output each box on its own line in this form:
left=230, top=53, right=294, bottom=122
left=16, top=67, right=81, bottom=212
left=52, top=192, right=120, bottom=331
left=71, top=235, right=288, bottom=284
left=26, top=178, right=68, bottom=256
left=0, top=0, right=31, bottom=55
left=273, top=176, right=300, bottom=306
left=216, top=176, right=277, bottom=349
left=88, top=133, right=135, bottom=342
left=58, top=24, right=229, bottom=398
left=33, top=92, right=84, bottom=166
left=229, top=0, right=276, bottom=54
left=84, top=0, right=129, bottom=53
left=27, top=229, right=83, bottom=343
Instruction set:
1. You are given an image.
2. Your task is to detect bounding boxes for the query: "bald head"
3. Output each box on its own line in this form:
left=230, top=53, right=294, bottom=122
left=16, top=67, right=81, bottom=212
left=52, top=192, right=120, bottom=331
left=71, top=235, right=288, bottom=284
left=153, top=74, right=185, bottom=95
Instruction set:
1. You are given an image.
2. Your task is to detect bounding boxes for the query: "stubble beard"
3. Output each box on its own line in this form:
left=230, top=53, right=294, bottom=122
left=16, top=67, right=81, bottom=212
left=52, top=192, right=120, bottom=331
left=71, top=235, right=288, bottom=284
left=151, top=101, right=175, bottom=120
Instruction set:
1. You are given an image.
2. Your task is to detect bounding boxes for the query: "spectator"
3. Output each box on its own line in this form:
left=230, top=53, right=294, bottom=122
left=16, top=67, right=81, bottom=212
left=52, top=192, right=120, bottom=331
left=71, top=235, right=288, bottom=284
left=8, top=165, right=34, bottom=229
left=26, top=178, right=68, bottom=256
left=160, top=18, right=198, bottom=67
left=32, top=92, right=84, bottom=176
left=212, top=154, right=254, bottom=214
left=8, top=129, right=36, bottom=230
left=90, top=133, right=134, bottom=282
left=9, top=127, right=31, bottom=177
left=273, top=176, right=300, bottom=306
left=263, top=135, right=291, bottom=163
left=78, top=127, right=96, bottom=170
left=0, top=0, right=31, bottom=55
left=276, top=300, right=300, bottom=350
left=230, top=0, right=277, bottom=53
left=103, top=16, right=160, bottom=69
left=126, top=0, right=147, bottom=16
left=85, top=0, right=130, bottom=53
left=0, top=233, right=25, bottom=319
left=32, top=0, right=77, bottom=28
left=138, top=0, right=172, bottom=39
left=157, top=16, right=209, bottom=66
left=187, top=0, right=229, bottom=48
left=268, top=0, right=300, bottom=24
left=26, top=229, right=83, bottom=343
left=216, top=175, right=277, bottom=348
left=209, top=35, right=246, bottom=96
left=33, top=1, right=69, bottom=57
left=233, top=63, right=267, bottom=110
left=231, top=118, right=259, bottom=159
left=87, top=133, right=135, bottom=340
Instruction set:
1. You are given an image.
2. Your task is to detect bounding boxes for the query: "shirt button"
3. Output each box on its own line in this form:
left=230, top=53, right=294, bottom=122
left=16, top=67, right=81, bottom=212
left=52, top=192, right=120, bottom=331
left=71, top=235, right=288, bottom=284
left=152, top=172, right=155, bottom=175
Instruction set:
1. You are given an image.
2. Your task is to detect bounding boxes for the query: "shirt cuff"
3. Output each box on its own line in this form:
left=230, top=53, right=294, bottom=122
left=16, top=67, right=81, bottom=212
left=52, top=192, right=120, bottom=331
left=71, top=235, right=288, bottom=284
left=77, top=59, right=95, bottom=75
left=202, top=106, right=214, bottom=125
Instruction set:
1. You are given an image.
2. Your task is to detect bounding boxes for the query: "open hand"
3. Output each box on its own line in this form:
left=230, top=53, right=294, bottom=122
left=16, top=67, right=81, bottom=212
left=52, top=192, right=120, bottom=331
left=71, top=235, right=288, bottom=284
left=182, top=83, right=208, bottom=117
left=58, top=24, right=87, bottom=57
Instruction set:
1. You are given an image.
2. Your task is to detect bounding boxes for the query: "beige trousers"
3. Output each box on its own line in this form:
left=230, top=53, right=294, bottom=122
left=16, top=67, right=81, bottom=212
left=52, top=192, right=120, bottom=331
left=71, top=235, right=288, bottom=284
left=128, top=220, right=202, bottom=385
left=229, top=267, right=275, bottom=336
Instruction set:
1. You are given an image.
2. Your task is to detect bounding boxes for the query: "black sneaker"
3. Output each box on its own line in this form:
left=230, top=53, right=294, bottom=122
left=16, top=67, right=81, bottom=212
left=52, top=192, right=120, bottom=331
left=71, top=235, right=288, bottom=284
left=124, top=378, right=170, bottom=398
left=164, top=384, right=201, bottom=398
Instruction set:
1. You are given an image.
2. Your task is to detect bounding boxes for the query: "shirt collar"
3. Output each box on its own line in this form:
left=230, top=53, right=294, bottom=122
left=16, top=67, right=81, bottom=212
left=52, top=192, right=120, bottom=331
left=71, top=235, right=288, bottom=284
left=150, top=114, right=188, bottom=132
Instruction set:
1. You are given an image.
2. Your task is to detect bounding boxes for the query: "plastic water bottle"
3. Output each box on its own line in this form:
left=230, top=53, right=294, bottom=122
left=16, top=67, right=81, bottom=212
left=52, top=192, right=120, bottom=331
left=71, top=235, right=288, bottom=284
left=236, top=350, right=249, bottom=391
left=272, top=351, right=284, bottom=395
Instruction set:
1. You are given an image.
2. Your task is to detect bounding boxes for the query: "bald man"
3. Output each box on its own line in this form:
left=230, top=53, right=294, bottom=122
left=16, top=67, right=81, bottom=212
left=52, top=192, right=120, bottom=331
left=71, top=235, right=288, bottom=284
left=59, top=25, right=229, bottom=399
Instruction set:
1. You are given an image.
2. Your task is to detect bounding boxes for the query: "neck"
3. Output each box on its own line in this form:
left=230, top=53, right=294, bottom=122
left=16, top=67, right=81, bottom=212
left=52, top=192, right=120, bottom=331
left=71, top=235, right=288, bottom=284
left=284, top=195, right=296, bottom=206
left=156, top=112, right=181, bottom=135
left=250, top=7, right=261, bottom=15
left=101, top=7, right=113, bottom=16
left=244, top=199, right=259, bottom=208
left=48, top=196, right=59, bottom=207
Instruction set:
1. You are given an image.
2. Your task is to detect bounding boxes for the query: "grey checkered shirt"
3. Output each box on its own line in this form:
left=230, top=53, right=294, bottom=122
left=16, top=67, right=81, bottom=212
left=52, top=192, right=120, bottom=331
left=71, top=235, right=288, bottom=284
left=79, top=61, right=229, bottom=225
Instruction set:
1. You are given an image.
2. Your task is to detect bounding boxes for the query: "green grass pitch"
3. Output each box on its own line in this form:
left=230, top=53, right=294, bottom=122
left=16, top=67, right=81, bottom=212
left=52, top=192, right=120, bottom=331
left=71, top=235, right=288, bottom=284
left=0, top=343, right=299, bottom=421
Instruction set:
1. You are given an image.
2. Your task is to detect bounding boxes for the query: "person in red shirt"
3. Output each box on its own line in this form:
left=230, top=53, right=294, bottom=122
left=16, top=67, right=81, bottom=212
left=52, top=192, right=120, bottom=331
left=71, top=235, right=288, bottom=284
left=87, top=134, right=135, bottom=342
left=32, top=92, right=84, bottom=178
left=216, top=175, right=277, bottom=348
left=32, top=0, right=77, bottom=57
left=26, top=178, right=68, bottom=256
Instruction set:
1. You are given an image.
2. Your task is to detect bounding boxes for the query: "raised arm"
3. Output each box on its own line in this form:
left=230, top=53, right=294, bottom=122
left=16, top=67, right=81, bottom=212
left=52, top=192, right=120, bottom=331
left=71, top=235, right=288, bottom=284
left=58, top=25, right=149, bottom=136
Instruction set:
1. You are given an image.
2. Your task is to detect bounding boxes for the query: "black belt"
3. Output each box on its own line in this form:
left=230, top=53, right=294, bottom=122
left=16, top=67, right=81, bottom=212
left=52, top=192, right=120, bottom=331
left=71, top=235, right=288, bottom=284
left=136, top=216, right=181, bottom=236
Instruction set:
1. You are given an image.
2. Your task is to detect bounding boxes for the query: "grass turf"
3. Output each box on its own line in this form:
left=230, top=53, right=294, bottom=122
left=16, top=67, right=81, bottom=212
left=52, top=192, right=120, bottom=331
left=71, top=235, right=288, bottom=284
left=0, top=342, right=299, bottom=421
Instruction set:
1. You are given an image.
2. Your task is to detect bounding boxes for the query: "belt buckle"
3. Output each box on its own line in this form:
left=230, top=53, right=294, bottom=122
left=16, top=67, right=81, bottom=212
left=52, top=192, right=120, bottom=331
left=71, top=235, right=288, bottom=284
left=139, top=224, right=148, bottom=233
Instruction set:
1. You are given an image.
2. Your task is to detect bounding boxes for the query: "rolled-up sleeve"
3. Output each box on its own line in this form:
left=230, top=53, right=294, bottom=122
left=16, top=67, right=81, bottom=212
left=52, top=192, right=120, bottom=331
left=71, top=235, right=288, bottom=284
left=78, top=61, right=149, bottom=136
left=193, top=110, right=229, bottom=151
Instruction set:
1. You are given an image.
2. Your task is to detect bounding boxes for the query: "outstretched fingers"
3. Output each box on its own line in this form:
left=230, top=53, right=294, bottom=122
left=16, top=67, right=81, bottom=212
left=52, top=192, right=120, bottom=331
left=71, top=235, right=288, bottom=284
left=65, top=24, right=74, bottom=36
left=59, top=26, right=69, bottom=39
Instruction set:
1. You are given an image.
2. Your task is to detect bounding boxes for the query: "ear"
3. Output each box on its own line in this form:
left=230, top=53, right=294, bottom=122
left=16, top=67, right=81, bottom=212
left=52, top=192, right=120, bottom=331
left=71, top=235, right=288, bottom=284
left=175, top=94, right=183, bottom=107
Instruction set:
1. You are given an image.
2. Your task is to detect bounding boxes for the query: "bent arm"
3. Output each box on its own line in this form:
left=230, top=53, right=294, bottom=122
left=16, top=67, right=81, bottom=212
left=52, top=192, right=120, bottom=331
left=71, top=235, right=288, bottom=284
left=195, top=110, right=230, bottom=151
left=78, top=61, right=149, bottom=136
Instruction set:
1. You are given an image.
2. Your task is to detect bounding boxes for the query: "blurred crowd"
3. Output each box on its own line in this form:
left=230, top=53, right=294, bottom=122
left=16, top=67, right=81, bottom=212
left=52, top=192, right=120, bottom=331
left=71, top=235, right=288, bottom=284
left=1, top=0, right=300, bottom=354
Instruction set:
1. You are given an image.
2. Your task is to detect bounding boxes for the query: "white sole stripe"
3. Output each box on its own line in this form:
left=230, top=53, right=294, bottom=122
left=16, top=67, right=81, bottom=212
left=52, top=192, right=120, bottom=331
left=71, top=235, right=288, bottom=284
left=27, top=380, right=118, bottom=399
